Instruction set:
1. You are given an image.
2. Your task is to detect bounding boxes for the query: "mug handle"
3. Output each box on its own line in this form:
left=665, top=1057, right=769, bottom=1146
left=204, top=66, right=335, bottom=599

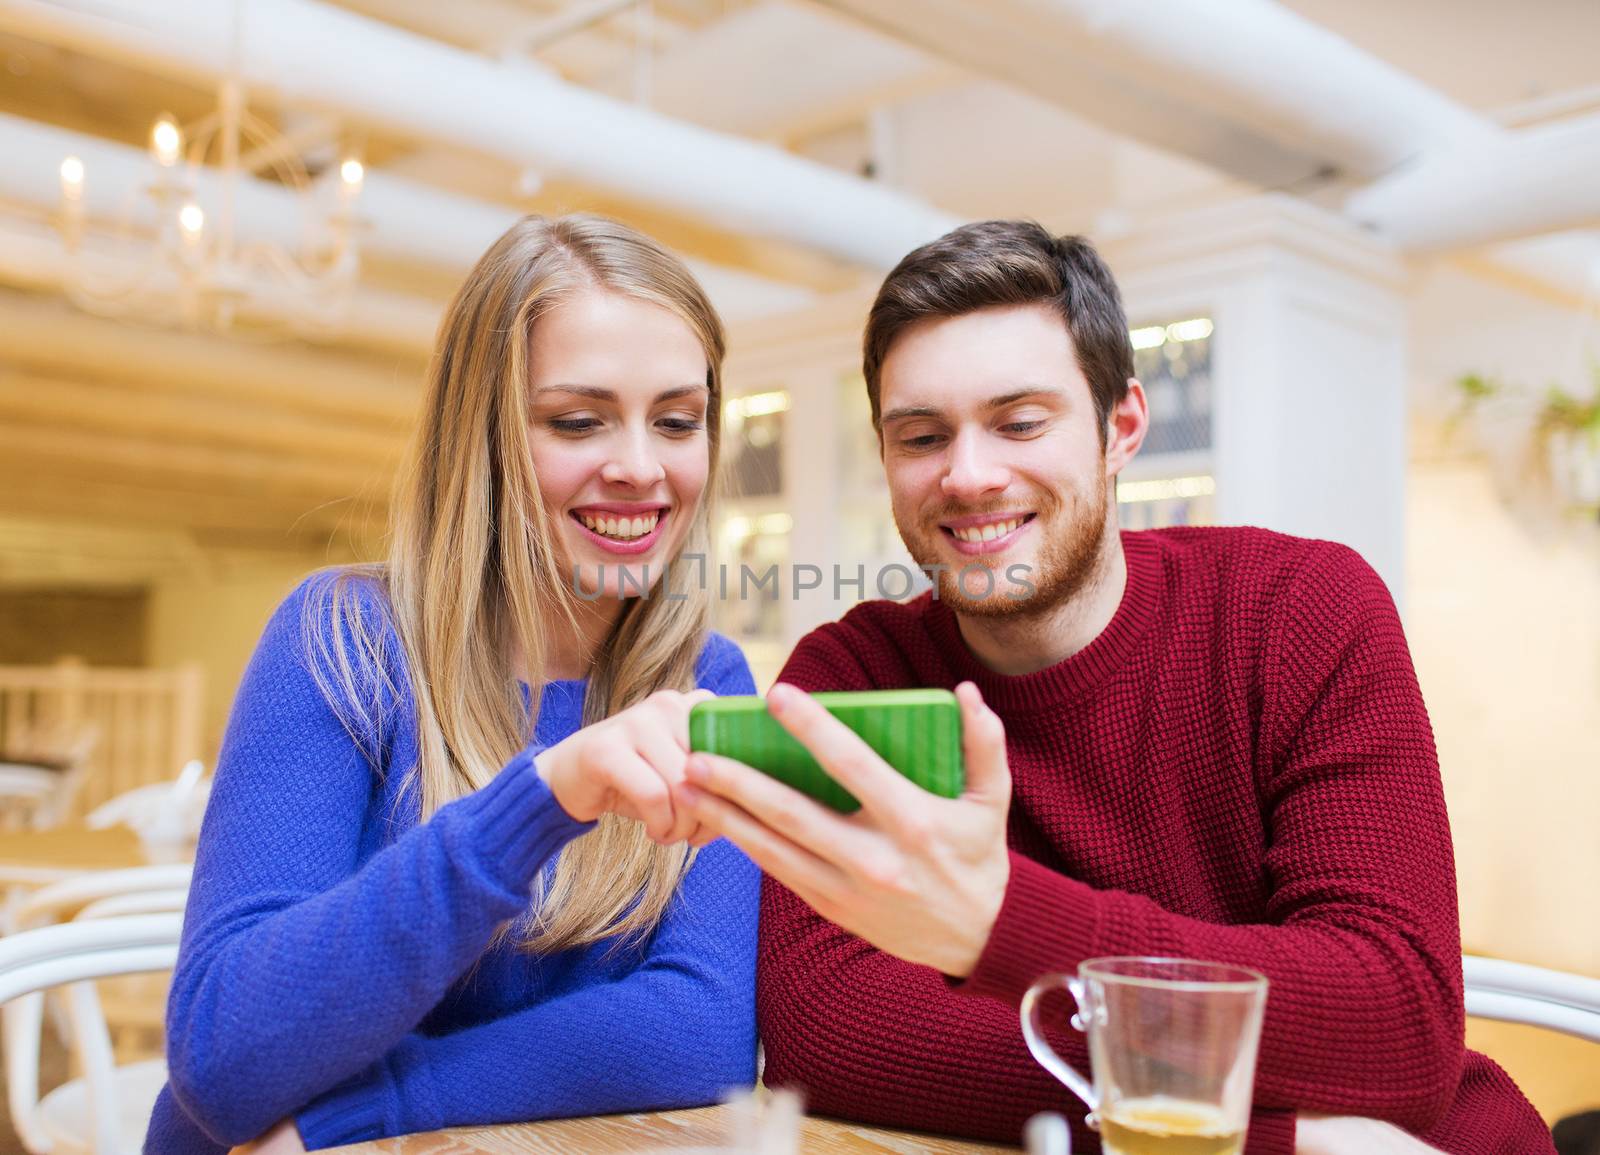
left=1020, top=973, right=1098, bottom=1122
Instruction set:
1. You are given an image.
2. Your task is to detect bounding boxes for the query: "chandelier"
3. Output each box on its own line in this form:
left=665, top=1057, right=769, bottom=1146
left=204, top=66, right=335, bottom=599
left=53, top=61, right=366, bottom=337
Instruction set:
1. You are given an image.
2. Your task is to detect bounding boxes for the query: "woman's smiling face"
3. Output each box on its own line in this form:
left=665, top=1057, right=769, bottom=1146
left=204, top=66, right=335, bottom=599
left=526, top=289, right=711, bottom=603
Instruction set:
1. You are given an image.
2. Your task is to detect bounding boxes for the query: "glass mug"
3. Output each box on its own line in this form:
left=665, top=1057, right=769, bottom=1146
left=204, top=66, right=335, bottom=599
left=1021, top=957, right=1268, bottom=1155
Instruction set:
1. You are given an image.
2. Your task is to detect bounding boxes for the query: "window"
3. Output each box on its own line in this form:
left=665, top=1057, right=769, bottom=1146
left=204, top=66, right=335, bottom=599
left=1123, top=317, right=1216, bottom=528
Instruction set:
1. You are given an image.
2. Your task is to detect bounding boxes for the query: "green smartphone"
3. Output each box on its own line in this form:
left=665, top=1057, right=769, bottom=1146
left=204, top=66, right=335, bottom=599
left=689, top=688, right=964, bottom=813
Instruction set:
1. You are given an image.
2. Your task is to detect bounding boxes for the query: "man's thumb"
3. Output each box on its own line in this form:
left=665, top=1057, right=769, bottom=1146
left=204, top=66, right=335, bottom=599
left=955, top=681, right=1009, bottom=806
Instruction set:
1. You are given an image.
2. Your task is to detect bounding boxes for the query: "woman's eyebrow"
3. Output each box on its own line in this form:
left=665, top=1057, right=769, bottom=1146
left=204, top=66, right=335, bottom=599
left=532, top=384, right=707, bottom=402
left=655, top=385, right=710, bottom=402
left=535, top=384, right=617, bottom=401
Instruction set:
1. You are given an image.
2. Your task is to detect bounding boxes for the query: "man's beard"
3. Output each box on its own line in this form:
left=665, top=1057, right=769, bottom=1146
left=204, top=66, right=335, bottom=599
left=895, top=471, right=1110, bottom=619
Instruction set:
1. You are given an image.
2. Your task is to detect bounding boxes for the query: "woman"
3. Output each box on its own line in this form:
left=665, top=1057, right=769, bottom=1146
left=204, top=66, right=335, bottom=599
left=145, top=215, right=759, bottom=1153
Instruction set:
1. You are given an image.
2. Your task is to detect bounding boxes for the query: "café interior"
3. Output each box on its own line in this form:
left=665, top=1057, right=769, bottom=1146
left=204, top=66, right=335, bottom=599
left=0, top=1, right=1596, bottom=1152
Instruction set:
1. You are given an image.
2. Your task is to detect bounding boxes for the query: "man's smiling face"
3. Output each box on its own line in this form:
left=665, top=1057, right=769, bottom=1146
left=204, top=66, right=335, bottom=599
left=878, top=303, right=1113, bottom=616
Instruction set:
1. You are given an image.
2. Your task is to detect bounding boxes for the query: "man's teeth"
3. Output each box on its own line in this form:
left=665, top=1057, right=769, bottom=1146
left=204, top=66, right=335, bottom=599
left=951, top=518, right=1023, bottom=544
left=579, top=512, right=661, bottom=540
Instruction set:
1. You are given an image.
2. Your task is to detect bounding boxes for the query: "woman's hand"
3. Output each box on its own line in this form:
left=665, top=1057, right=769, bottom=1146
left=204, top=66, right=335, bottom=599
left=230, top=1119, right=306, bottom=1155
left=536, top=688, right=714, bottom=844
left=1296, top=1115, right=1446, bottom=1154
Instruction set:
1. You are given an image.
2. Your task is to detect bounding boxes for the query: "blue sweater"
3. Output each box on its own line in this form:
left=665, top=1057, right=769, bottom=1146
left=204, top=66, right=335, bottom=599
left=145, top=575, right=760, bottom=1152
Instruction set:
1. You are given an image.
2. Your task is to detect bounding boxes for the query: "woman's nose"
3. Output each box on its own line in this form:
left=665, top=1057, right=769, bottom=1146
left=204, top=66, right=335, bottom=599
left=600, top=429, right=667, bottom=489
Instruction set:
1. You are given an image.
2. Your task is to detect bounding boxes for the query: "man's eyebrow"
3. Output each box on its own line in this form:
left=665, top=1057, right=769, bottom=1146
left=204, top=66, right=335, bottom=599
left=984, top=387, right=1062, bottom=409
left=880, top=405, right=940, bottom=424
left=880, top=387, right=1063, bottom=424
left=533, top=384, right=708, bottom=402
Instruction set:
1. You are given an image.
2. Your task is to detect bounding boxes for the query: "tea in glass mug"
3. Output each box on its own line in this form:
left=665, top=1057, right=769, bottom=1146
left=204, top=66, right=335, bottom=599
left=1097, top=1097, right=1242, bottom=1155
left=1020, top=958, right=1267, bottom=1155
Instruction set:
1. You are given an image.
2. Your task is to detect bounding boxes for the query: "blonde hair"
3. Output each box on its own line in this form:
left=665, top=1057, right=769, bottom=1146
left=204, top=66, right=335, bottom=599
left=310, top=214, right=724, bottom=953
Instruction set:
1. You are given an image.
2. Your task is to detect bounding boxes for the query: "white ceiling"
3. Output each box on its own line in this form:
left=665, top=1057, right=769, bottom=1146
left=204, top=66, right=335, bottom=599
left=0, top=0, right=1593, bottom=556
left=1277, top=0, right=1600, bottom=118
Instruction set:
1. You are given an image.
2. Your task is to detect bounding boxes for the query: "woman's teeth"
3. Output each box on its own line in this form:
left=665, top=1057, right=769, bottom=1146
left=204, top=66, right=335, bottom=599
left=952, top=517, right=1023, bottom=544
left=578, top=512, right=660, bottom=540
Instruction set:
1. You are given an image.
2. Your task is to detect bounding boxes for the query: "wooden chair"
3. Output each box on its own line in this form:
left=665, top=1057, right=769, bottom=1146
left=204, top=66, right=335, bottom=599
left=3, top=869, right=189, bottom=1155
left=0, top=723, right=99, bottom=830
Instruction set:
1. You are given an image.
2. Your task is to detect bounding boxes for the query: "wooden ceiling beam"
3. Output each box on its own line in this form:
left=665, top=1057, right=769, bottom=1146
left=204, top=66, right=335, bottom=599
left=0, top=469, right=373, bottom=540
left=0, top=288, right=424, bottom=426
left=0, top=371, right=407, bottom=466
left=0, top=420, right=390, bottom=501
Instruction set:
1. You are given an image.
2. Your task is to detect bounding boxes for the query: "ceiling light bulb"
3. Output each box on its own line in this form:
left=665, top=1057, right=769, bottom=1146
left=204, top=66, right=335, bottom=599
left=59, top=155, right=85, bottom=200
left=152, top=118, right=182, bottom=167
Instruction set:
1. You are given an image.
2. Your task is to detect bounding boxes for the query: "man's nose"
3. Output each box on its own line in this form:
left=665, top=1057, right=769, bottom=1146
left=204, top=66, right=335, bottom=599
left=940, top=428, right=1010, bottom=501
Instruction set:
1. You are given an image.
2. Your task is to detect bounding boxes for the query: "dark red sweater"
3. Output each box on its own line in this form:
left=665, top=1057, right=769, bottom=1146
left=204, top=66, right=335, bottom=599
left=759, top=527, right=1550, bottom=1155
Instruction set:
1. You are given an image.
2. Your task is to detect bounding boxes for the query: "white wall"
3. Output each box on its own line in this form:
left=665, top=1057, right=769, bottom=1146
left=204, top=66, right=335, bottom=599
left=145, top=552, right=339, bottom=758
left=1408, top=262, right=1598, bottom=419
left=1404, top=262, right=1600, bottom=976
left=1407, top=458, right=1600, bottom=975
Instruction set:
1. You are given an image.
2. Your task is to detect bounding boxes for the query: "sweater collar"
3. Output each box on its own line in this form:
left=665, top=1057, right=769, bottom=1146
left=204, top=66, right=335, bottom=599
left=924, top=530, right=1162, bottom=712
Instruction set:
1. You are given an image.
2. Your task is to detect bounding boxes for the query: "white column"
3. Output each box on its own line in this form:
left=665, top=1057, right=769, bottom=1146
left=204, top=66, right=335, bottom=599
left=780, top=363, right=845, bottom=644
left=724, top=294, right=870, bottom=683
left=1108, top=195, right=1409, bottom=600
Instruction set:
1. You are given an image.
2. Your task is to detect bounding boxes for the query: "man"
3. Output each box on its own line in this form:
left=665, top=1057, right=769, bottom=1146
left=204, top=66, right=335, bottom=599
left=675, top=221, right=1551, bottom=1154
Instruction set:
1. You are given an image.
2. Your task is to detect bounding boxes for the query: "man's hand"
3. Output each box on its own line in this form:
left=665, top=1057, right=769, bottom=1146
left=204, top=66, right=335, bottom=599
left=677, top=681, right=1011, bottom=977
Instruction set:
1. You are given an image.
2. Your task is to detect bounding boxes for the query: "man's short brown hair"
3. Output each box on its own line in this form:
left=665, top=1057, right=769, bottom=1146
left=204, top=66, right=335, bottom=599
left=863, top=220, right=1134, bottom=445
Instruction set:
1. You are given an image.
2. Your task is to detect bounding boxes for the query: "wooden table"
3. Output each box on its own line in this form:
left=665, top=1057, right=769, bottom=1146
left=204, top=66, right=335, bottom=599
left=327, top=1104, right=1018, bottom=1153
left=0, top=822, right=191, bottom=885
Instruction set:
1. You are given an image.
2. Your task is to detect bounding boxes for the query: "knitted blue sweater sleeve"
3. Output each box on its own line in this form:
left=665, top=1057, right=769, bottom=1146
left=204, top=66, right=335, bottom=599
left=296, top=838, right=760, bottom=1144
left=162, top=577, right=594, bottom=1147
left=293, top=632, right=761, bottom=1148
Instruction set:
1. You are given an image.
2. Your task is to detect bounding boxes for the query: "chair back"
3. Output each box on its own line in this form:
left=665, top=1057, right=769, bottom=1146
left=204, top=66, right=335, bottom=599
left=4, top=868, right=188, bottom=1155
left=1463, top=954, right=1600, bottom=1044
left=85, top=761, right=210, bottom=847
left=13, top=865, right=193, bottom=931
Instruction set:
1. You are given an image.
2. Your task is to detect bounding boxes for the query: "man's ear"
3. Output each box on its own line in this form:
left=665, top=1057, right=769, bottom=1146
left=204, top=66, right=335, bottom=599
left=1105, top=379, right=1149, bottom=477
